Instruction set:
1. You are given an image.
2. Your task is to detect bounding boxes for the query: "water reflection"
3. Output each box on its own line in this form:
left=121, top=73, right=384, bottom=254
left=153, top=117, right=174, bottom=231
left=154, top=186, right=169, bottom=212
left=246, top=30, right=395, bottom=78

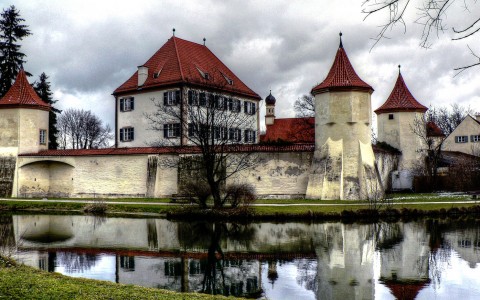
left=2, top=214, right=480, bottom=299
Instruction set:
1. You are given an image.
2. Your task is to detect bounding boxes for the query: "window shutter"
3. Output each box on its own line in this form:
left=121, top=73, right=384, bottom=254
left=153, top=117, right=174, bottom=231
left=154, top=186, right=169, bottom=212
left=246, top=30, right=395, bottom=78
left=252, top=103, right=256, bottom=114
left=244, top=101, right=247, bottom=114
left=253, top=131, right=256, bottom=143
left=175, top=90, right=181, bottom=105
left=188, top=123, right=194, bottom=137
left=174, top=123, right=180, bottom=137
left=131, top=128, right=134, bottom=141
left=237, top=129, right=241, bottom=142
left=119, top=128, right=124, bottom=142
left=200, top=92, right=206, bottom=106
left=244, top=130, right=248, bottom=142
left=188, top=90, right=193, bottom=105
left=163, top=92, right=168, bottom=106
left=131, top=98, right=134, bottom=110
left=163, top=125, right=168, bottom=138
left=120, top=99, right=125, bottom=111
left=208, top=93, right=214, bottom=107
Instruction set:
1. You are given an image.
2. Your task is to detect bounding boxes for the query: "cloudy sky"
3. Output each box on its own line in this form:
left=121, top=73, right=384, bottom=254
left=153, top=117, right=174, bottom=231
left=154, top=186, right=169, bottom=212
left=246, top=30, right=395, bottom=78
left=7, top=0, right=480, bottom=130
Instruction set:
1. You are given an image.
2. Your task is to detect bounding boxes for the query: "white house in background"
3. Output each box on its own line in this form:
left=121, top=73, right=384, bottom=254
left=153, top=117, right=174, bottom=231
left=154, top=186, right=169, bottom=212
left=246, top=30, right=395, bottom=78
left=443, top=114, right=480, bottom=156
left=112, top=35, right=262, bottom=148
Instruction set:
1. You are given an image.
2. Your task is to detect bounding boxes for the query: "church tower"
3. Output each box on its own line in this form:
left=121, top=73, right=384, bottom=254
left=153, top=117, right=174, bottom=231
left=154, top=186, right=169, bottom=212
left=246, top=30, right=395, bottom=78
left=375, top=66, right=427, bottom=187
left=0, top=69, right=50, bottom=155
left=306, top=34, right=381, bottom=200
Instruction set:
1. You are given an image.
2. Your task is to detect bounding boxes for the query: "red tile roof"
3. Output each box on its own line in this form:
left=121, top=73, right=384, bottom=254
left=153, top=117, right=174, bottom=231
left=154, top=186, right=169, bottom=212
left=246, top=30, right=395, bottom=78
left=0, top=69, right=50, bottom=111
left=426, top=121, right=445, bottom=137
left=260, top=118, right=315, bottom=143
left=113, top=36, right=261, bottom=100
left=311, top=43, right=373, bottom=95
left=375, top=72, right=427, bottom=114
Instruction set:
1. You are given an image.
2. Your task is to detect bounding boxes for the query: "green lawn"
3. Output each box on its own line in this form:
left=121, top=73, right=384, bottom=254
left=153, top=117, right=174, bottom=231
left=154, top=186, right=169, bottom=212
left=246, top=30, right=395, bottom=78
left=0, top=262, right=242, bottom=300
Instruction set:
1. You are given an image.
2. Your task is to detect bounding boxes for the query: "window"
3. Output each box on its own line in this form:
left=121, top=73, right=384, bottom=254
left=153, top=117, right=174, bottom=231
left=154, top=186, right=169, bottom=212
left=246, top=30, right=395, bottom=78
left=39, top=129, right=47, bottom=145
left=214, top=126, right=228, bottom=140
left=120, top=97, right=134, bottom=111
left=214, top=95, right=226, bottom=110
left=163, top=90, right=180, bottom=106
left=455, top=136, right=468, bottom=143
left=199, top=92, right=207, bottom=106
left=244, top=101, right=256, bottom=115
left=188, top=123, right=198, bottom=137
left=229, top=128, right=242, bottom=142
left=244, top=129, right=256, bottom=143
left=120, top=127, right=134, bottom=142
left=388, top=114, right=394, bottom=120
left=164, top=123, right=180, bottom=138
left=188, top=90, right=198, bottom=105
left=228, top=98, right=241, bottom=112
left=471, top=135, right=480, bottom=143
left=120, top=256, right=135, bottom=272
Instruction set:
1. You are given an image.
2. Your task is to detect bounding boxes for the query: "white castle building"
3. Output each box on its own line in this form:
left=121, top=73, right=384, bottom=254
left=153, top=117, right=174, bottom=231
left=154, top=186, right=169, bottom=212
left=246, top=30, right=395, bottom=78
left=1, top=33, right=470, bottom=200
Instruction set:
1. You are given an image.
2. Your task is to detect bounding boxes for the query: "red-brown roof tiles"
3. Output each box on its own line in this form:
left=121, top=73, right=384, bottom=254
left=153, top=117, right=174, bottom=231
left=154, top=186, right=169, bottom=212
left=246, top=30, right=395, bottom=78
left=260, top=118, right=315, bottom=143
left=375, top=72, right=427, bottom=114
left=312, top=43, right=373, bottom=95
left=113, top=36, right=261, bottom=100
left=382, top=279, right=430, bottom=300
left=426, top=121, right=445, bottom=137
left=0, top=69, right=50, bottom=110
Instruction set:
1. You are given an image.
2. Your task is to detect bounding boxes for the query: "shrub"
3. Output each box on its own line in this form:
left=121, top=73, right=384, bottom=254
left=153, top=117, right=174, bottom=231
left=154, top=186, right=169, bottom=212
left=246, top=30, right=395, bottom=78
left=83, top=199, right=107, bottom=215
left=183, top=180, right=211, bottom=208
left=223, top=183, right=257, bottom=208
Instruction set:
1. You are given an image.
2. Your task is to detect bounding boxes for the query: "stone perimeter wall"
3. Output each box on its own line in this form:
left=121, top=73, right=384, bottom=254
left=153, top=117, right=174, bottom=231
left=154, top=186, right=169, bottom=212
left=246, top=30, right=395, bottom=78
left=13, top=150, right=397, bottom=199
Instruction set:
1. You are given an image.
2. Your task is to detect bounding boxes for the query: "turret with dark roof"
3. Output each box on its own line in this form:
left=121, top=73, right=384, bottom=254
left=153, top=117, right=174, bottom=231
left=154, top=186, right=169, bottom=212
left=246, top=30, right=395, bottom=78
left=375, top=67, right=427, bottom=114
left=311, top=33, right=373, bottom=95
left=0, top=69, right=50, bottom=111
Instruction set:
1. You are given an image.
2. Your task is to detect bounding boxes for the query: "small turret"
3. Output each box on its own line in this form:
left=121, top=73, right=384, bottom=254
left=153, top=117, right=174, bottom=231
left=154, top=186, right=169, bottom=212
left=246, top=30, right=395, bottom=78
left=265, top=90, right=276, bottom=125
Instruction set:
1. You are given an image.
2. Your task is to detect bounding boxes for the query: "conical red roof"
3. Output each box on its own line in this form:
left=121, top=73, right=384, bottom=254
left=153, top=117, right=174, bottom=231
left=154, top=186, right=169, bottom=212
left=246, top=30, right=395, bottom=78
left=375, top=71, right=427, bottom=114
left=312, top=41, right=373, bottom=95
left=113, top=36, right=261, bottom=100
left=0, top=69, right=50, bottom=111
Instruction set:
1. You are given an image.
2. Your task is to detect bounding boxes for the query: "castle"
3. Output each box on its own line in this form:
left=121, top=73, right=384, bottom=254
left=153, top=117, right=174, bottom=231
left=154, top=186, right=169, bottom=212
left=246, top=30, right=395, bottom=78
left=0, top=33, right=463, bottom=199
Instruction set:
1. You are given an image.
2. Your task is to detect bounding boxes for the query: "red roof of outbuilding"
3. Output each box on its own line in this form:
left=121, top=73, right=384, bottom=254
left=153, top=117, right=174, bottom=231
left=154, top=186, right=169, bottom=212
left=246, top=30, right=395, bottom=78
left=260, top=118, right=315, bottom=143
left=0, top=69, right=50, bottom=111
left=311, top=40, right=373, bottom=95
left=113, top=36, right=261, bottom=100
left=382, top=279, right=430, bottom=300
left=375, top=71, right=427, bottom=114
left=426, top=121, right=445, bottom=137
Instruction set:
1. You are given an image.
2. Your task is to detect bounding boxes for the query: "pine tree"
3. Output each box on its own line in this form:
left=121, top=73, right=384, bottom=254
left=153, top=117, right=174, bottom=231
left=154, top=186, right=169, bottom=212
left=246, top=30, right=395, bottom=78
left=34, top=73, right=61, bottom=149
left=0, top=5, right=31, bottom=97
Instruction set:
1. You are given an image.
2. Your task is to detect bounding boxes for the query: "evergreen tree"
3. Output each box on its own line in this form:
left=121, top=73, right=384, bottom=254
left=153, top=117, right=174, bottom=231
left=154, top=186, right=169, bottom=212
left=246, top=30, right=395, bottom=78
left=0, top=5, right=31, bottom=97
left=34, top=73, right=61, bottom=149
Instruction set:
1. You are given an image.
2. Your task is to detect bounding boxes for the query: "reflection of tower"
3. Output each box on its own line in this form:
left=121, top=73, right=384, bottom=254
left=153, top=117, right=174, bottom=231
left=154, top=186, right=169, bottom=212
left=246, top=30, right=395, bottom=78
left=379, top=222, right=430, bottom=299
left=314, top=223, right=375, bottom=299
left=306, top=33, right=380, bottom=200
left=267, top=260, right=278, bottom=287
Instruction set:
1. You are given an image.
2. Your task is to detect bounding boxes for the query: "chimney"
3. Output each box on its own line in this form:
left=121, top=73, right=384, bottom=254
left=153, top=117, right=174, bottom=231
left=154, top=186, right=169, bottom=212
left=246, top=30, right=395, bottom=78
left=137, top=65, right=148, bottom=87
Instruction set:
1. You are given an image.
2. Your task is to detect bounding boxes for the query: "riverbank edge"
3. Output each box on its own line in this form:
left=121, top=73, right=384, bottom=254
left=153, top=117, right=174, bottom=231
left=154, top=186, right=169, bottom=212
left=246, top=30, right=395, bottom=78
left=2, top=199, right=480, bottom=222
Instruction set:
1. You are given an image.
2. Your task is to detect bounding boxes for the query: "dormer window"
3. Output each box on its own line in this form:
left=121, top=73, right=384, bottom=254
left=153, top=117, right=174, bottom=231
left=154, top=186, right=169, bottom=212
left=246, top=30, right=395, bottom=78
left=196, top=66, right=210, bottom=80
left=221, top=72, right=233, bottom=85
left=204, top=73, right=210, bottom=80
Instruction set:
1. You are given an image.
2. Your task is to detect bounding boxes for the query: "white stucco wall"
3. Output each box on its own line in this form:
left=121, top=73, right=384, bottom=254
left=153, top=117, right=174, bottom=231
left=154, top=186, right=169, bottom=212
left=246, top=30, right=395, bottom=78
left=443, top=115, right=480, bottom=156
left=377, top=111, right=425, bottom=171
left=116, top=88, right=259, bottom=148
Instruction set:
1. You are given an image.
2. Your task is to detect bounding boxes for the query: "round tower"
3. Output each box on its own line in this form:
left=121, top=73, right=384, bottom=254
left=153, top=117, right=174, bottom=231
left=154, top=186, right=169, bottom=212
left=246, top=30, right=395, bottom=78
left=375, top=66, right=427, bottom=180
left=0, top=69, right=50, bottom=155
left=306, top=33, right=381, bottom=200
left=265, top=90, right=276, bottom=125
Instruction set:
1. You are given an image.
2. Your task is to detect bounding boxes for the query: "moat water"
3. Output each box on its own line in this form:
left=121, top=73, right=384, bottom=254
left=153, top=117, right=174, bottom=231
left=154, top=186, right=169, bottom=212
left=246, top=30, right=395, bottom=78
left=1, top=214, right=480, bottom=299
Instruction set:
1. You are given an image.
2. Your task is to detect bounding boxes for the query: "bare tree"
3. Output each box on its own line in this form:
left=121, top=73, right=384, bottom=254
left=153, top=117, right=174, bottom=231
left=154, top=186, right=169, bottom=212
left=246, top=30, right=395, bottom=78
left=294, top=94, right=315, bottom=118
left=410, top=113, right=446, bottom=191
left=362, top=0, right=480, bottom=72
left=57, top=108, right=113, bottom=149
left=428, top=103, right=473, bottom=135
left=145, top=80, right=259, bottom=209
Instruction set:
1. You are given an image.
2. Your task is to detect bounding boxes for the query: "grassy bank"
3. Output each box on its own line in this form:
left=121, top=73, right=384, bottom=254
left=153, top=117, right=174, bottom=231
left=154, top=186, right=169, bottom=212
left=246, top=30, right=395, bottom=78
left=0, top=259, right=241, bottom=300
left=0, top=193, right=479, bottom=221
